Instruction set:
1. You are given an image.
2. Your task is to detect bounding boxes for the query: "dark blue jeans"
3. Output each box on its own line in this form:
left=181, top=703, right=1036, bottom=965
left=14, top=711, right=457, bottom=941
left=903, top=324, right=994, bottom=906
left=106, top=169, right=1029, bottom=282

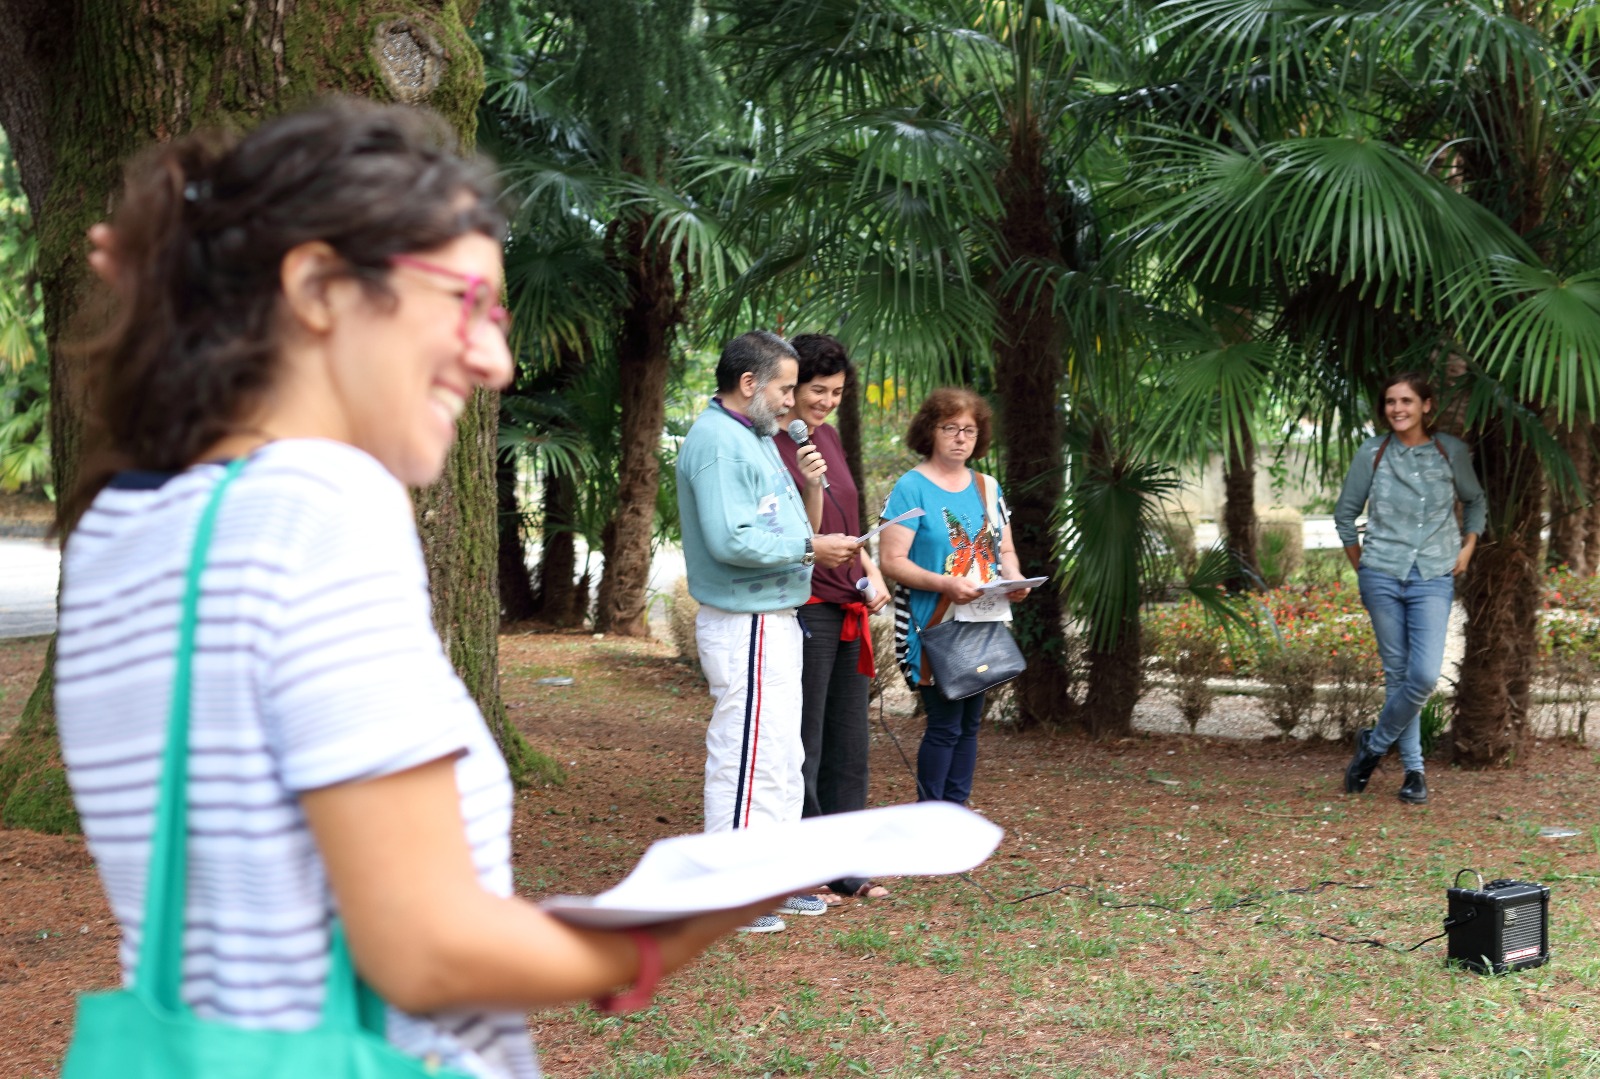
left=916, top=686, right=985, bottom=804
left=1358, top=563, right=1454, bottom=772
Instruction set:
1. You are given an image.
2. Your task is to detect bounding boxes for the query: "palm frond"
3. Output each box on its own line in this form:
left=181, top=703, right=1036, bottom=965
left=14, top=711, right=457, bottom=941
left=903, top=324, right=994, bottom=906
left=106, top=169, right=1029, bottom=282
left=1449, top=256, right=1600, bottom=425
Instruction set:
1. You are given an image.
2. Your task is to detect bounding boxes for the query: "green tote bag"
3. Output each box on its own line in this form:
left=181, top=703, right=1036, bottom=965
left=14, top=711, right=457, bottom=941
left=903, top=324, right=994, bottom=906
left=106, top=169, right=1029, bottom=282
left=62, top=458, right=474, bottom=1078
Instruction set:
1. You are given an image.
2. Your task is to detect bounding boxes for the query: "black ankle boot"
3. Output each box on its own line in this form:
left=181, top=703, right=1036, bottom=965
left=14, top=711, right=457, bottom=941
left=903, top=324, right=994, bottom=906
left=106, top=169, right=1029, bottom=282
left=1398, top=770, right=1428, bottom=804
left=1343, top=728, right=1382, bottom=794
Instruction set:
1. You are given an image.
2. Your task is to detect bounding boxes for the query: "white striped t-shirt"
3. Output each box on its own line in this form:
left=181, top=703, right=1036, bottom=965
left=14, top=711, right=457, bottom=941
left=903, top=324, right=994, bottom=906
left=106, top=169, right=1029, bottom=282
left=55, top=439, right=539, bottom=1079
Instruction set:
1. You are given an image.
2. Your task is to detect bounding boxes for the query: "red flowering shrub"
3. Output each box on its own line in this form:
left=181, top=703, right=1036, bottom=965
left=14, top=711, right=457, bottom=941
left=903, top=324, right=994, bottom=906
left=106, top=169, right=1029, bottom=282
left=1144, top=581, right=1380, bottom=681
left=1541, top=566, right=1600, bottom=662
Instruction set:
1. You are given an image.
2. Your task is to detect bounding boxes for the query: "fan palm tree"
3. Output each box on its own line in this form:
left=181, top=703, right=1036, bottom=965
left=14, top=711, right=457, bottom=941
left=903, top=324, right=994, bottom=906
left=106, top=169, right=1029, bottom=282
left=710, top=0, right=1140, bottom=729
left=0, top=133, right=46, bottom=493
left=479, top=0, right=737, bottom=637
left=1121, top=0, right=1600, bottom=765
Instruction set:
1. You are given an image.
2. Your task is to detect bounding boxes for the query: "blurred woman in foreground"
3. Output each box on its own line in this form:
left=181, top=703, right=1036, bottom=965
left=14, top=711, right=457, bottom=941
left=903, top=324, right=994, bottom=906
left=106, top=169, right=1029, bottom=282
left=56, top=100, right=770, bottom=1078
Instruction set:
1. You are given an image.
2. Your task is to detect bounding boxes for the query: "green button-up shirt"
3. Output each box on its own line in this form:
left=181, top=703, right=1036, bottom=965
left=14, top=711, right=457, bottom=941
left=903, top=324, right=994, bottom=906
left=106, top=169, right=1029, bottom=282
left=1333, top=432, right=1486, bottom=582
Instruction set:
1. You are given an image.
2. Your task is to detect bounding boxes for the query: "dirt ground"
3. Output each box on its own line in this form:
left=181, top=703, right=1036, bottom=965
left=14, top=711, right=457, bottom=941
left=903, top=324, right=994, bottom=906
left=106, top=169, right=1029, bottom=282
left=3, top=629, right=1599, bottom=1077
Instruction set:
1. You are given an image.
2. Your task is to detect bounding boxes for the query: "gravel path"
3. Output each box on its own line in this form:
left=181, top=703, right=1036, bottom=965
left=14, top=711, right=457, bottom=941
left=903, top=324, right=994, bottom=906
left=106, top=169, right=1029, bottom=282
left=0, top=538, right=57, bottom=639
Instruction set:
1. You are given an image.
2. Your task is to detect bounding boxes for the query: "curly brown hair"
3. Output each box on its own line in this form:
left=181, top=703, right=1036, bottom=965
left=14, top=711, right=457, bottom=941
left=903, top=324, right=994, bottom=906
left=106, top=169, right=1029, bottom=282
left=905, top=387, right=993, bottom=459
left=66, top=98, right=504, bottom=528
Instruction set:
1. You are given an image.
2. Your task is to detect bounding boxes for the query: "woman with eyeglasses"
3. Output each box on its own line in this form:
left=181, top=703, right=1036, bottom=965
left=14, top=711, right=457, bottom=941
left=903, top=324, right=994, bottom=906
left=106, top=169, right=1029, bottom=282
left=877, top=389, right=1031, bottom=806
left=55, top=100, right=773, bottom=1078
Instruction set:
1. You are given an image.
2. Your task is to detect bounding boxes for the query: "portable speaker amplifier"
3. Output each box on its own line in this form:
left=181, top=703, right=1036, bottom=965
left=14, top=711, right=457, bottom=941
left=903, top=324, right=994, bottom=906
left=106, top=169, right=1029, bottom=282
left=1445, top=870, right=1549, bottom=974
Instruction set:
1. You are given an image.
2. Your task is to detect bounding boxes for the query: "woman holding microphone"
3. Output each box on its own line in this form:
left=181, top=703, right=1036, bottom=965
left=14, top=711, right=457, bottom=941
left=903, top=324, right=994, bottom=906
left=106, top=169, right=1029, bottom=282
left=775, top=334, right=892, bottom=902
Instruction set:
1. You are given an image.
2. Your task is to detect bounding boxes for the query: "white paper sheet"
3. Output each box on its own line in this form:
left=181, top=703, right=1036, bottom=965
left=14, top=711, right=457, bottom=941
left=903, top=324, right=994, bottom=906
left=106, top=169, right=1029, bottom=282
left=540, top=802, right=1003, bottom=928
left=857, top=508, right=925, bottom=544
left=971, top=576, right=1047, bottom=595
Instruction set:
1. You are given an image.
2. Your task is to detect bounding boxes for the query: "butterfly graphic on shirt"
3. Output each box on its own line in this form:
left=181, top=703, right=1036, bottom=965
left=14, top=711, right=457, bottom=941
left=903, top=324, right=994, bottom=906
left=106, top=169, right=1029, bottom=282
left=942, top=507, right=999, bottom=582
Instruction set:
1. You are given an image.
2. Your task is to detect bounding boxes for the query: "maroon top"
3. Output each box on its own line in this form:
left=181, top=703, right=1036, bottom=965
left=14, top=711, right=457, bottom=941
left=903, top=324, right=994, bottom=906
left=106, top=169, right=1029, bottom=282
left=775, top=421, right=862, bottom=605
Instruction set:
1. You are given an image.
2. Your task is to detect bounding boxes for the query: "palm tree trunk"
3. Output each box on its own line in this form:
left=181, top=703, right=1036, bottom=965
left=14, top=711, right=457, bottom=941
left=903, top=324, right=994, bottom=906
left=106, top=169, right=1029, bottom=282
left=536, top=463, right=580, bottom=624
left=1222, top=424, right=1259, bottom=591
left=1546, top=419, right=1590, bottom=573
left=497, top=449, right=538, bottom=622
left=1454, top=422, right=1544, bottom=766
left=596, top=211, right=683, bottom=636
left=1082, top=613, right=1141, bottom=738
left=838, top=367, right=868, bottom=529
left=993, top=116, right=1073, bottom=731
left=1585, top=425, right=1600, bottom=576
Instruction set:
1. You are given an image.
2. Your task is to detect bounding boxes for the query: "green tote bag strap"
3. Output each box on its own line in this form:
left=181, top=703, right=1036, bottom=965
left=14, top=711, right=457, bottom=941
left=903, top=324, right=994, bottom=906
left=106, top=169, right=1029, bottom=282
left=134, top=458, right=382, bottom=1032
left=135, top=458, right=249, bottom=1011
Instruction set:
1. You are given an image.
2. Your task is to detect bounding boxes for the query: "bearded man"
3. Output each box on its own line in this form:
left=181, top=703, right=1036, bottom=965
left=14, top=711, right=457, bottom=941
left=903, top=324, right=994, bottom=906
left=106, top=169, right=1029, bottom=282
left=674, top=330, right=858, bottom=932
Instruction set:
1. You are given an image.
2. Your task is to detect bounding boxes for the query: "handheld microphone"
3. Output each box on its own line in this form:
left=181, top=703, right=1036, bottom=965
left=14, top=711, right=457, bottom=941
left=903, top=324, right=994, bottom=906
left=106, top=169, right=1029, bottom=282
left=787, top=420, right=830, bottom=489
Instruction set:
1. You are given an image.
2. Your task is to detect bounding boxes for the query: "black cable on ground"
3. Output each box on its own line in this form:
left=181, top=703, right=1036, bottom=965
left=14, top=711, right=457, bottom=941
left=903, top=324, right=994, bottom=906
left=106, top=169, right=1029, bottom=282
left=870, top=672, right=1455, bottom=953
left=1314, top=927, right=1452, bottom=953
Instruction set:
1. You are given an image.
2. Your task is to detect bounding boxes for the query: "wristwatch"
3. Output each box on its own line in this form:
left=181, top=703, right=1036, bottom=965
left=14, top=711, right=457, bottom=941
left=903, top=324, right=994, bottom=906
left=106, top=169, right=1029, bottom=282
left=802, top=538, right=816, bottom=567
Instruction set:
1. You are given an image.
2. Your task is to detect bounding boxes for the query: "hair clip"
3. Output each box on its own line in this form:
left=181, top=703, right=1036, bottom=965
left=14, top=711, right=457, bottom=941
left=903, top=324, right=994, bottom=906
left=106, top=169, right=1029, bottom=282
left=183, top=180, right=213, bottom=203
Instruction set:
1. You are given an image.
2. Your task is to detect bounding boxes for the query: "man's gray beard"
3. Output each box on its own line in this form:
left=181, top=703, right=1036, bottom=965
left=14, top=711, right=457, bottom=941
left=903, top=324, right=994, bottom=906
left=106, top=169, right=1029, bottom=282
left=747, top=390, right=781, bottom=438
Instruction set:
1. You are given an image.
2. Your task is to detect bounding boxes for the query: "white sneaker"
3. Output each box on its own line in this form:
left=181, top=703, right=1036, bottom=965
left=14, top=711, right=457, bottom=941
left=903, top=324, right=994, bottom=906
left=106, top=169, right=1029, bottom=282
left=781, top=894, right=828, bottom=917
left=736, top=914, right=786, bottom=933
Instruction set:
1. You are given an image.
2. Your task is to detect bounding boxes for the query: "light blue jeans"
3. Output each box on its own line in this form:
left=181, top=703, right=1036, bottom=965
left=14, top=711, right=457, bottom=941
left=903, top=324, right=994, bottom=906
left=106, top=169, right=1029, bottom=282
left=1357, top=563, right=1454, bottom=772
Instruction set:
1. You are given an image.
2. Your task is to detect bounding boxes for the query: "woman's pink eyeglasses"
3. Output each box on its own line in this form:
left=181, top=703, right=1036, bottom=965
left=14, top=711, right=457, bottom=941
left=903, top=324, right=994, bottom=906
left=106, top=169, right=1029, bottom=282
left=390, top=254, right=511, bottom=341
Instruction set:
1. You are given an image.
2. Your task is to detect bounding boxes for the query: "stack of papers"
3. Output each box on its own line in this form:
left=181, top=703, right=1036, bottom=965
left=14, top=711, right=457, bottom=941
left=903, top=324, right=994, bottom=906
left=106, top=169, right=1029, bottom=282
left=541, top=802, right=1003, bottom=928
left=973, top=577, right=1048, bottom=595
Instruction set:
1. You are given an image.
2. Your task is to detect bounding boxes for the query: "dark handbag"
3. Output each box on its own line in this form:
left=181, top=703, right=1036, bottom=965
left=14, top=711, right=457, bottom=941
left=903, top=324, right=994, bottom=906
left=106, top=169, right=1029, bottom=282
left=918, top=617, right=1025, bottom=701
left=912, top=471, right=1027, bottom=701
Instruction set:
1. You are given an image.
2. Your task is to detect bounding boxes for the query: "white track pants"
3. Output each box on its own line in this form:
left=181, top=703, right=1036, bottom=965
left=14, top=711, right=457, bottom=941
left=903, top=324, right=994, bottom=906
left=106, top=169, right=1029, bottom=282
left=697, top=605, right=805, bottom=833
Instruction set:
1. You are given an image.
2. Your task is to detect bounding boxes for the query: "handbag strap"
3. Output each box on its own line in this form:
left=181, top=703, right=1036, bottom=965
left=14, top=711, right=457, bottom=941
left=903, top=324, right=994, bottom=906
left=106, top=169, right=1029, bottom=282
left=914, top=470, right=999, bottom=680
left=137, top=458, right=248, bottom=1011
left=133, top=457, right=382, bottom=1033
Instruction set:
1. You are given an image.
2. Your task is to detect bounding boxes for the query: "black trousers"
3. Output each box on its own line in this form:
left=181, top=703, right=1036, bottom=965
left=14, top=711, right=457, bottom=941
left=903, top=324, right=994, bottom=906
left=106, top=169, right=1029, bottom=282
left=798, top=602, right=871, bottom=823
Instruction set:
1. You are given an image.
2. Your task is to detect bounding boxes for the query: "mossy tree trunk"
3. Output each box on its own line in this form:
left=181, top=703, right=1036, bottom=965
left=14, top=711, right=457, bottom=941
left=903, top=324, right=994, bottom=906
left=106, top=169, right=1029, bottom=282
left=0, top=0, right=547, bottom=832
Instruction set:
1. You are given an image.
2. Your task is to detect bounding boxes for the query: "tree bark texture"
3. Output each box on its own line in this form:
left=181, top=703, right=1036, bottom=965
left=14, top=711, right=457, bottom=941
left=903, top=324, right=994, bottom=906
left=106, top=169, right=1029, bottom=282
left=1547, top=420, right=1593, bottom=574
left=0, top=0, right=548, bottom=830
left=1585, top=436, right=1600, bottom=575
left=992, top=117, right=1073, bottom=730
left=1221, top=424, right=1259, bottom=591
left=596, top=210, right=684, bottom=636
left=1453, top=422, right=1545, bottom=767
